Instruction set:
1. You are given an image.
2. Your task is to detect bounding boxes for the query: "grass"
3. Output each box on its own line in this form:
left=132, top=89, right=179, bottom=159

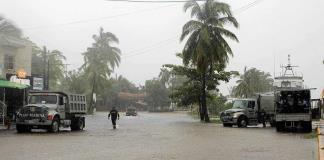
left=187, top=111, right=221, bottom=123
left=304, top=130, right=318, bottom=139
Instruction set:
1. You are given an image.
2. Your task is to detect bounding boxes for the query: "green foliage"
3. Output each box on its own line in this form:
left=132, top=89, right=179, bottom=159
left=81, top=27, right=121, bottom=112
left=180, top=0, right=239, bottom=122
left=0, top=16, right=22, bottom=37
left=233, top=67, right=273, bottom=98
left=31, top=44, right=66, bottom=91
left=145, top=78, right=170, bottom=109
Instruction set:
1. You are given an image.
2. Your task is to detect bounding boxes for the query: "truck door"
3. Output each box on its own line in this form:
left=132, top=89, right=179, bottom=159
left=58, top=95, right=66, bottom=119
left=247, top=101, right=256, bottom=119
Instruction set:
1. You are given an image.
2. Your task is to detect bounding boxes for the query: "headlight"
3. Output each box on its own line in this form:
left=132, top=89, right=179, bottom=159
left=232, top=112, right=239, bottom=118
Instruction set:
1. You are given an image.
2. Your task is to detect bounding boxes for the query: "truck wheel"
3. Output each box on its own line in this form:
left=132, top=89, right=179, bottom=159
left=276, top=122, right=284, bottom=132
left=77, top=118, right=85, bottom=130
left=237, top=117, right=248, bottom=128
left=16, top=124, right=26, bottom=133
left=270, top=122, right=276, bottom=127
left=223, top=123, right=233, bottom=127
left=49, top=118, right=60, bottom=133
left=303, top=121, right=312, bottom=133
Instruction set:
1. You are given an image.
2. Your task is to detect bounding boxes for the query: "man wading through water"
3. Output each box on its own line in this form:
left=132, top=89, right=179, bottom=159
left=108, top=107, right=120, bottom=129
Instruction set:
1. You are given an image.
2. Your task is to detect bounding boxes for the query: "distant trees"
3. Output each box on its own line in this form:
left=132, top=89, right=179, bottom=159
left=177, top=0, right=239, bottom=122
left=232, top=67, right=273, bottom=98
left=144, top=78, right=170, bottom=110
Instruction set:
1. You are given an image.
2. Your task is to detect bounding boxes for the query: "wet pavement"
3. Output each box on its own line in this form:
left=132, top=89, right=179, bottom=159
left=0, top=112, right=317, bottom=160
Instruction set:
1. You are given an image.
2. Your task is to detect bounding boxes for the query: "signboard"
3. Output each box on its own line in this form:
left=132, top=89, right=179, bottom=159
left=10, top=75, right=30, bottom=85
left=33, top=77, right=44, bottom=90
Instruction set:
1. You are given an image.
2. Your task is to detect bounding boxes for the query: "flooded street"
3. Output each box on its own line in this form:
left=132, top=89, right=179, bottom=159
left=0, top=112, right=317, bottom=160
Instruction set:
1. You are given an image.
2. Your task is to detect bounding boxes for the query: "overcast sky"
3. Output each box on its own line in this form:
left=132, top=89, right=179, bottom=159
left=1, top=0, right=324, bottom=97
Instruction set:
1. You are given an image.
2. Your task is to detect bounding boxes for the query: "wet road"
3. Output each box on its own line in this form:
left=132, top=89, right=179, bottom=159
left=0, top=112, right=317, bottom=160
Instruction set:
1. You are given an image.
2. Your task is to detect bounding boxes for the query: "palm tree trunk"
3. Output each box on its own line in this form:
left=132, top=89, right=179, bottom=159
left=198, top=97, right=204, bottom=121
left=89, top=74, right=96, bottom=114
left=201, top=72, right=210, bottom=122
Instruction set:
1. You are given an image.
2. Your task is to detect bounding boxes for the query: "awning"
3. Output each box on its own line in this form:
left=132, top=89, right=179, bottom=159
left=0, top=80, right=29, bottom=89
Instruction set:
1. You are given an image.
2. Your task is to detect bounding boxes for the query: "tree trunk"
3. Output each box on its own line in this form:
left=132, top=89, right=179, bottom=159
left=198, top=98, right=204, bottom=121
left=201, top=72, right=210, bottom=122
left=88, top=74, right=96, bottom=114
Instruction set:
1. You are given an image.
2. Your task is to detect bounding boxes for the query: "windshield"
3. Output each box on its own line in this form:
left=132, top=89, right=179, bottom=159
left=232, top=100, right=249, bottom=109
left=29, top=95, right=57, bottom=104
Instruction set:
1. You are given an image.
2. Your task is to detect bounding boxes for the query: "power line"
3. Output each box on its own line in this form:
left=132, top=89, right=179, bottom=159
left=106, top=0, right=206, bottom=2
left=22, top=4, right=177, bottom=30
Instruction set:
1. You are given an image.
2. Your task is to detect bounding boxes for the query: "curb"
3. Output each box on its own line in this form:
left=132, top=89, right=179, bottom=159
left=318, top=126, right=324, bottom=160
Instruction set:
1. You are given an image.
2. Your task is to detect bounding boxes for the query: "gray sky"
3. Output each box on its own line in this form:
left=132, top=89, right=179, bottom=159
left=1, top=0, right=324, bottom=97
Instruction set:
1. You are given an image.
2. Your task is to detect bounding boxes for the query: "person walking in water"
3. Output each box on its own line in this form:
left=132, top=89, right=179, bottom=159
left=108, top=107, right=120, bottom=129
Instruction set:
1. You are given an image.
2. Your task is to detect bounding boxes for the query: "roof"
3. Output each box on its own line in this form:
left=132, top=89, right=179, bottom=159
left=0, top=79, right=29, bottom=89
left=0, top=34, right=28, bottom=48
left=29, top=90, right=68, bottom=97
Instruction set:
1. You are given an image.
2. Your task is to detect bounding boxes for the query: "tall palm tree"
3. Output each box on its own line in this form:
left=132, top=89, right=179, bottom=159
left=0, top=16, right=22, bottom=37
left=82, top=27, right=121, bottom=113
left=180, top=0, right=239, bottom=122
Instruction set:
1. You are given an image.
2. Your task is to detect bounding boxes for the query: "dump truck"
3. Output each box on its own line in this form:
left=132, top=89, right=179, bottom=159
left=220, top=92, right=275, bottom=127
left=16, top=91, right=87, bottom=133
left=274, top=89, right=312, bottom=132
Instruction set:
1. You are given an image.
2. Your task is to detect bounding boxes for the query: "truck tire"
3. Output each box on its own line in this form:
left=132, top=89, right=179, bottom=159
left=276, top=122, right=284, bottom=132
left=303, top=121, right=312, bottom=133
left=49, top=117, right=60, bottom=133
left=16, top=124, right=28, bottom=133
left=270, top=122, right=276, bottom=127
left=77, top=118, right=85, bottom=130
left=71, top=117, right=84, bottom=131
left=223, top=123, right=233, bottom=127
left=237, top=116, right=248, bottom=128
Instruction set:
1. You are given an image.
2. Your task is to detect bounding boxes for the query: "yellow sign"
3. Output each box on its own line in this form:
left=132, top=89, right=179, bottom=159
left=322, top=89, right=324, bottom=99
left=16, top=69, right=26, bottom=79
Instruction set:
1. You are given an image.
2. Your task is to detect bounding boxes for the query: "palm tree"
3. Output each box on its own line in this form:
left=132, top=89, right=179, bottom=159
left=0, top=16, right=22, bottom=37
left=180, top=0, right=239, bottom=122
left=233, top=67, right=273, bottom=98
left=82, top=27, right=121, bottom=113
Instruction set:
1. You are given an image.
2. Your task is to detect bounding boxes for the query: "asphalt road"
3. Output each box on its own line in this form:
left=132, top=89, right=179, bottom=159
left=0, top=112, right=317, bottom=160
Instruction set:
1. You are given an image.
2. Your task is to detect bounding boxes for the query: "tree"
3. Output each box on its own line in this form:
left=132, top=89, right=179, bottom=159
left=233, top=67, right=273, bottom=98
left=165, top=62, right=236, bottom=120
left=31, top=44, right=66, bottom=90
left=0, top=16, right=22, bottom=37
left=180, top=0, right=239, bottom=122
left=81, top=27, right=121, bottom=113
left=145, top=78, right=170, bottom=111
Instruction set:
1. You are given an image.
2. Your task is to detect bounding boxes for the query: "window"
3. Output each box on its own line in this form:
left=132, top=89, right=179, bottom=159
left=4, top=55, right=14, bottom=70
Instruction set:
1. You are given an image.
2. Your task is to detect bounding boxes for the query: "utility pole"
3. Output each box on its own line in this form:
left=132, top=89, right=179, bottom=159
left=42, top=46, right=48, bottom=90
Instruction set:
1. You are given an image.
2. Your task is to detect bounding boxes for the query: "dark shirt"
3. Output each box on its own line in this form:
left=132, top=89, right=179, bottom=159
left=108, top=109, right=120, bottom=120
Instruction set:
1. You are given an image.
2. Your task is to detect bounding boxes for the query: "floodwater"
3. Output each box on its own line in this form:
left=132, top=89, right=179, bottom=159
left=0, top=112, right=317, bottom=160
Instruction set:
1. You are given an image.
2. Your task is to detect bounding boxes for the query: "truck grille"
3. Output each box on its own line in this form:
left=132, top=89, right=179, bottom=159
left=17, top=106, right=48, bottom=121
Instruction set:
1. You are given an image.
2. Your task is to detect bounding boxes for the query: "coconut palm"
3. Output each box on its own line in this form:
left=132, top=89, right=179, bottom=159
left=180, top=0, right=239, bottom=122
left=0, top=16, right=22, bottom=37
left=233, top=67, right=273, bottom=98
left=82, top=27, right=121, bottom=113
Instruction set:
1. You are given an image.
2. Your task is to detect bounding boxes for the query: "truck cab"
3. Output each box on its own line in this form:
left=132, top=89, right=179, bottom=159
left=220, top=99, right=257, bottom=127
left=220, top=93, right=275, bottom=128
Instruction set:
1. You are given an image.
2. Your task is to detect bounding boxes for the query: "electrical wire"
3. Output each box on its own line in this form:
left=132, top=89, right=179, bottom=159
left=105, top=0, right=207, bottom=2
left=22, top=4, right=177, bottom=30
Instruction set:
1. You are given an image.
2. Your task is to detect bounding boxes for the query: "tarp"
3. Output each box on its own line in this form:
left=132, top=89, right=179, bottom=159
left=0, top=80, right=29, bottom=89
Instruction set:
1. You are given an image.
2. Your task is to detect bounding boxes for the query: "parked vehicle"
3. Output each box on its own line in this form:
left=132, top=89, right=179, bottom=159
left=220, top=92, right=275, bottom=127
left=126, top=107, right=137, bottom=116
left=16, top=91, right=87, bottom=133
left=274, top=89, right=313, bottom=132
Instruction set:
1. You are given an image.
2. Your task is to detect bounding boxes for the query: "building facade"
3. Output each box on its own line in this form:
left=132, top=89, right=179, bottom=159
left=0, top=34, right=32, bottom=79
